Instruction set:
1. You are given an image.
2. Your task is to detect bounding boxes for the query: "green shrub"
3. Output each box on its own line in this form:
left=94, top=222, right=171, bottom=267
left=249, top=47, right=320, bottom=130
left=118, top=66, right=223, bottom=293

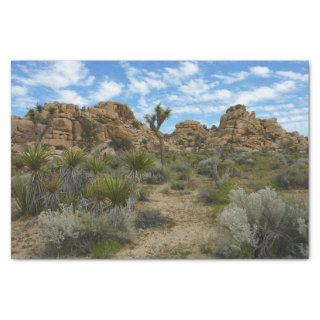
left=137, top=186, right=152, bottom=201
left=197, top=186, right=216, bottom=204
left=123, top=149, right=154, bottom=181
left=275, top=164, right=308, bottom=189
left=170, top=181, right=185, bottom=190
left=110, top=137, right=133, bottom=151
left=85, top=175, right=134, bottom=209
left=85, top=156, right=110, bottom=175
left=135, top=210, right=167, bottom=229
left=142, top=166, right=169, bottom=184
left=90, top=239, right=121, bottom=258
left=48, top=106, right=57, bottom=115
left=80, top=118, right=99, bottom=144
left=198, top=181, right=236, bottom=205
left=217, top=187, right=308, bottom=258
left=11, top=175, right=29, bottom=214
left=170, top=161, right=193, bottom=181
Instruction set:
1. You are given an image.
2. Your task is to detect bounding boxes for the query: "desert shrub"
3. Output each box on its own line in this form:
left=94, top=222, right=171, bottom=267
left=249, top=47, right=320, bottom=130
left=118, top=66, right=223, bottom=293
left=80, top=118, right=99, bottom=144
left=103, top=197, right=136, bottom=240
left=217, top=188, right=308, bottom=258
left=170, top=161, right=193, bottom=181
left=85, top=156, right=110, bottom=175
left=271, top=152, right=288, bottom=169
left=137, top=186, right=152, bottom=201
left=123, top=149, right=154, bottom=181
left=197, top=158, right=215, bottom=176
left=198, top=181, right=235, bottom=205
left=90, top=239, right=121, bottom=258
left=197, top=156, right=229, bottom=186
left=170, top=181, right=185, bottom=190
left=84, top=175, right=134, bottom=211
left=135, top=210, right=167, bottom=229
left=48, top=106, right=57, bottom=115
left=275, top=164, right=308, bottom=189
left=11, top=175, right=30, bottom=215
left=36, top=102, right=44, bottom=113
left=110, top=137, right=133, bottom=151
left=142, top=166, right=169, bottom=184
left=197, top=186, right=216, bottom=204
left=38, top=206, right=85, bottom=249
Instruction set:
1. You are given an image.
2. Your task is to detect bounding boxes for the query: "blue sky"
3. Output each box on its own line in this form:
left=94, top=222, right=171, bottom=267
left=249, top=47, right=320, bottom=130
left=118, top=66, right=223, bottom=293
left=11, top=60, right=309, bottom=135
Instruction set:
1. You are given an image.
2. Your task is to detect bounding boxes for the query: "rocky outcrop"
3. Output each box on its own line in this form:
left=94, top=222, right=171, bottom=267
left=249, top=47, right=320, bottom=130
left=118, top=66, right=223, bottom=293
left=11, top=102, right=308, bottom=154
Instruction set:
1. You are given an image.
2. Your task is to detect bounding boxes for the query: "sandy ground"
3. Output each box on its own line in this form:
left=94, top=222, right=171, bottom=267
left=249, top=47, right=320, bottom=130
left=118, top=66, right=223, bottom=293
left=11, top=216, right=44, bottom=259
left=116, top=177, right=219, bottom=259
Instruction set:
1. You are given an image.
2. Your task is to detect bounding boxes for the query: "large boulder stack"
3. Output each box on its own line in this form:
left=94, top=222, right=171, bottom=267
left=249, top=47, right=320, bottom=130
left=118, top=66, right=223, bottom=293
left=11, top=102, right=308, bottom=154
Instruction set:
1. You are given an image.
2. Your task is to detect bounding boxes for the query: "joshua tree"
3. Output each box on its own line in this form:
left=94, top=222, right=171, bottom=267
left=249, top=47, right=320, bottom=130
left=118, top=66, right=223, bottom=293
left=145, top=103, right=171, bottom=167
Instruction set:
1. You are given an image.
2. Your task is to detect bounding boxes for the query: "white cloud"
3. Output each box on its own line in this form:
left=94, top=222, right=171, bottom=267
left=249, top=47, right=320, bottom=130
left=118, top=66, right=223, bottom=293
left=56, top=89, right=88, bottom=105
left=163, top=61, right=199, bottom=84
left=249, top=66, right=271, bottom=77
left=276, top=71, right=308, bottom=82
left=15, top=61, right=94, bottom=89
left=173, top=106, right=202, bottom=114
left=233, top=80, right=296, bottom=105
left=90, top=80, right=123, bottom=101
left=213, top=71, right=249, bottom=84
left=11, top=85, right=27, bottom=96
left=179, top=78, right=216, bottom=97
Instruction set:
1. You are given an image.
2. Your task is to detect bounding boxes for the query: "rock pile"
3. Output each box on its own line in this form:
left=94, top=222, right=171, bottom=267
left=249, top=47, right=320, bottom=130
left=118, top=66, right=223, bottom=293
left=11, top=102, right=308, bottom=154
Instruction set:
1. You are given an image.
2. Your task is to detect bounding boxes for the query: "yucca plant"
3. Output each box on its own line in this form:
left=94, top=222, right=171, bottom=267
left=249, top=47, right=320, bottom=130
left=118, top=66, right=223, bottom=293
left=85, top=156, right=111, bottom=176
left=60, top=148, right=87, bottom=214
left=21, top=144, right=51, bottom=215
left=84, top=175, right=134, bottom=213
left=43, top=175, right=61, bottom=211
left=123, top=149, right=154, bottom=182
left=11, top=175, right=30, bottom=214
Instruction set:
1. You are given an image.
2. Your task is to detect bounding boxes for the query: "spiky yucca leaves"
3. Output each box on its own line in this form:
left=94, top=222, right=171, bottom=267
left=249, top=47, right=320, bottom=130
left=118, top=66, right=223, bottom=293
left=21, top=144, right=51, bottom=173
left=11, top=175, right=30, bottom=214
left=123, top=149, right=154, bottom=182
left=43, top=175, right=61, bottom=211
left=21, top=144, right=51, bottom=215
left=60, top=148, right=86, bottom=195
left=60, top=148, right=87, bottom=214
left=85, top=156, right=111, bottom=176
left=84, top=175, right=134, bottom=213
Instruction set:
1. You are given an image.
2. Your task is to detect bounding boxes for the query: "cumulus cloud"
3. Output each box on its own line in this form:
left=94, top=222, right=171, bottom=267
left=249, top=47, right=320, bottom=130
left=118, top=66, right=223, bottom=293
left=233, top=80, right=296, bottom=105
left=276, top=70, right=308, bottom=82
left=213, top=71, right=249, bottom=84
left=11, top=85, right=28, bottom=96
left=249, top=66, right=271, bottom=77
left=90, top=80, right=123, bottom=101
left=15, top=61, right=94, bottom=89
left=56, top=89, right=88, bottom=105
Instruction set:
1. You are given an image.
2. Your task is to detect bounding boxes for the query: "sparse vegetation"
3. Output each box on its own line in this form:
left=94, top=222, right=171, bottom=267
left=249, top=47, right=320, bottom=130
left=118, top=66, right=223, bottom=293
left=11, top=100, right=309, bottom=260
left=110, top=137, right=133, bottom=151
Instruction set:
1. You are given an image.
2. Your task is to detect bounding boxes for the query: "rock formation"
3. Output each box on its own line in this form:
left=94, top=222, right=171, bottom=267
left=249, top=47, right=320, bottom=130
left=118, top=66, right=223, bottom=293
left=11, top=102, right=308, bottom=154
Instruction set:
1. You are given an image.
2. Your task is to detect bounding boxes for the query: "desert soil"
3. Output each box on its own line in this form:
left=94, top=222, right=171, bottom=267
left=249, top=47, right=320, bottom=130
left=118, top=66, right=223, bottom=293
left=116, top=176, right=219, bottom=259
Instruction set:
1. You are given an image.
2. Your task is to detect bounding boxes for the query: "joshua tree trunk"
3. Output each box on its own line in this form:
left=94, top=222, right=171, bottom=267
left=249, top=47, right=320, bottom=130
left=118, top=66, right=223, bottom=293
left=157, top=133, right=165, bottom=167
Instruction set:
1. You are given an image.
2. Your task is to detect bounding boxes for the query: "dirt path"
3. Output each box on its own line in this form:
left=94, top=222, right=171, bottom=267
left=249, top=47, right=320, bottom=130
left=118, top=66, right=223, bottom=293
left=116, top=177, right=219, bottom=259
left=11, top=217, right=44, bottom=259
